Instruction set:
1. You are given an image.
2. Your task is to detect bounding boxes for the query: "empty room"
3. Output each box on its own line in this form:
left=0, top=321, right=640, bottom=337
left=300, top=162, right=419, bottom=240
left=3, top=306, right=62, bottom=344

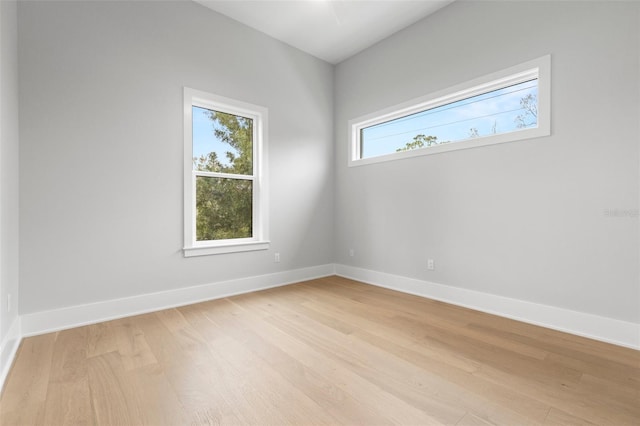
left=0, top=0, right=639, bottom=424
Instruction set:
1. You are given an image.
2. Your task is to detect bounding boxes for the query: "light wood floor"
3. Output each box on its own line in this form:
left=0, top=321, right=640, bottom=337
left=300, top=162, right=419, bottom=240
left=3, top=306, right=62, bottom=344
left=1, top=276, right=638, bottom=425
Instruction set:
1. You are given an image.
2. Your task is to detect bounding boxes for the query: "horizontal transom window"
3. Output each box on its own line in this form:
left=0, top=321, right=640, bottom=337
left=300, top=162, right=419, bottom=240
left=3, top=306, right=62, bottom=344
left=349, top=55, right=550, bottom=166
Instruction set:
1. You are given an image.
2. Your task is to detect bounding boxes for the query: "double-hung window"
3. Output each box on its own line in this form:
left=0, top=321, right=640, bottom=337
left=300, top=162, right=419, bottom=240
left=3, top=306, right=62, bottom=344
left=183, top=88, right=269, bottom=257
left=349, top=55, right=550, bottom=166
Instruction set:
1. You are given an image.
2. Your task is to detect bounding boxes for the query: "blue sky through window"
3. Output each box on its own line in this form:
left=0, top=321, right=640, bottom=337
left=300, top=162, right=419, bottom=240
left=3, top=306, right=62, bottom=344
left=192, top=106, right=243, bottom=169
left=361, top=79, right=538, bottom=159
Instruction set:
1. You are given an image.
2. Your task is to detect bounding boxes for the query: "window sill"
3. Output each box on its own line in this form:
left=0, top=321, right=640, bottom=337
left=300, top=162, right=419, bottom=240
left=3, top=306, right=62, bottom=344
left=183, top=240, right=270, bottom=257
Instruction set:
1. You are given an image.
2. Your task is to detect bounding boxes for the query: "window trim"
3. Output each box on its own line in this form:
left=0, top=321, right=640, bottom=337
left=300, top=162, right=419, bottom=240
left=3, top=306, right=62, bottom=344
left=348, top=55, right=551, bottom=167
left=183, top=87, right=269, bottom=257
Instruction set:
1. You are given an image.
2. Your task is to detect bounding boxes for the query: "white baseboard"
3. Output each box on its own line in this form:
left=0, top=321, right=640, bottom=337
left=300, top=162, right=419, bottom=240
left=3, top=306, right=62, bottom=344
left=335, top=264, right=640, bottom=350
left=0, top=317, right=22, bottom=394
left=21, top=264, right=336, bottom=338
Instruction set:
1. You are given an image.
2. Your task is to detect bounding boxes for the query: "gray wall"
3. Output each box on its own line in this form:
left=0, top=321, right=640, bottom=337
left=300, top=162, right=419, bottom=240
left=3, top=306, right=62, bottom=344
left=1, top=0, right=20, bottom=345
left=15, top=0, right=640, bottom=326
left=334, top=1, right=640, bottom=323
left=18, top=1, right=334, bottom=314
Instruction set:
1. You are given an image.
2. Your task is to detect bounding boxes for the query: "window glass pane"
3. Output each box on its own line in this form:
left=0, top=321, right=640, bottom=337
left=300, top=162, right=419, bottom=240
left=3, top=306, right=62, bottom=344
left=192, top=106, right=253, bottom=175
left=196, top=176, right=252, bottom=241
left=360, top=79, right=538, bottom=159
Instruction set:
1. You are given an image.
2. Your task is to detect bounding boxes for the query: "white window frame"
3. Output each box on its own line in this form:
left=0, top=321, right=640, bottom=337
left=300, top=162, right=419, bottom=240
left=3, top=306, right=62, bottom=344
left=348, top=55, right=551, bottom=167
left=183, top=87, right=269, bottom=257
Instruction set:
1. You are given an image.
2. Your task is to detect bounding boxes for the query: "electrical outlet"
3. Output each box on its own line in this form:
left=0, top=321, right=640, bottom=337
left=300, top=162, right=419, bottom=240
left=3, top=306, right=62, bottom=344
left=274, top=253, right=280, bottom=263
left=427, top=259, right=435, bottom=270
left=7, top=293, right=11, bottom=312
left=349, top=248, right=355, bottom=257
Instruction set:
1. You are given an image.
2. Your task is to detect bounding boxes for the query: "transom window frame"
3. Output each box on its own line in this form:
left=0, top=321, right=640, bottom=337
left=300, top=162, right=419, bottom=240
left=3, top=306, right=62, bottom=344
left=183, top=87, right=269, bottom=257
left=348, top=55, right=551, bottom=167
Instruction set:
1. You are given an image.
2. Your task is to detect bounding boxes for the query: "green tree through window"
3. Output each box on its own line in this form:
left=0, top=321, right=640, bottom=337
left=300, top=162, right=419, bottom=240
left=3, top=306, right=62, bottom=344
left=193, top=109, right=254, bottom=241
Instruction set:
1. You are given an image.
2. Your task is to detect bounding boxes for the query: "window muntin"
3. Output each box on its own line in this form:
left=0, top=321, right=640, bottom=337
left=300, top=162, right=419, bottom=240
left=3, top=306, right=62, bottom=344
left=184, top=88, right=268, bottom=257
left=349, top=56, right=550, bottom=166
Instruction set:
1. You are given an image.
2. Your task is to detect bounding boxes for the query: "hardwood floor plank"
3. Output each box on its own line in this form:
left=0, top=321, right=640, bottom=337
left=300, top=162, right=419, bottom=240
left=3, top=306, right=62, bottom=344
left=271, top=285, right=557, bottom=421
left=0, top=333, right=56, bottom=425
left=544, top=350, right=639, bottom=389
left=86, top=322, right=118, bottom=358
left=181, top=301, right=387, bottom=425
left=129, top=363, right=191, bottom=426
left=243, top=295, right=540, bottom=425
left=110, top=317, right=159, bottom=371
left=42, top=327, right=92, bottom=425
left=1, top=276, right=638, bottom=425
left=195, top=298, right=395, bottom=425
left=217, top=298, right=450, bottom=425
left=456, top=412, right=498, bottom=426
left=42, top=379, right=93, bottom=426
left=174, top=303, right=334, bottom=425
left=544, top=407, right=599, bottom=426
left=132, top=312, right=241, bottom=425
left=87, top=351, right=138, bottom=425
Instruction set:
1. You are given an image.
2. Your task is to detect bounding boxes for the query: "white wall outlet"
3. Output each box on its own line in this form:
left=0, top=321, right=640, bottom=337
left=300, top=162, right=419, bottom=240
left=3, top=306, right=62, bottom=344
left=349, top=248, right=355, bottom=257
left=427, top=259, right=435, bottom=270
left=274, top=252, right=280, bottom=263
left=7, top=293, right=11, bottom=312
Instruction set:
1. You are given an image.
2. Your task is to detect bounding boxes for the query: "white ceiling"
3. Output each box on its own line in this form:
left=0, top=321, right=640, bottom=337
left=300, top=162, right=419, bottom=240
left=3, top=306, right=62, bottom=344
left=194, top=0, right=455, bottom=64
